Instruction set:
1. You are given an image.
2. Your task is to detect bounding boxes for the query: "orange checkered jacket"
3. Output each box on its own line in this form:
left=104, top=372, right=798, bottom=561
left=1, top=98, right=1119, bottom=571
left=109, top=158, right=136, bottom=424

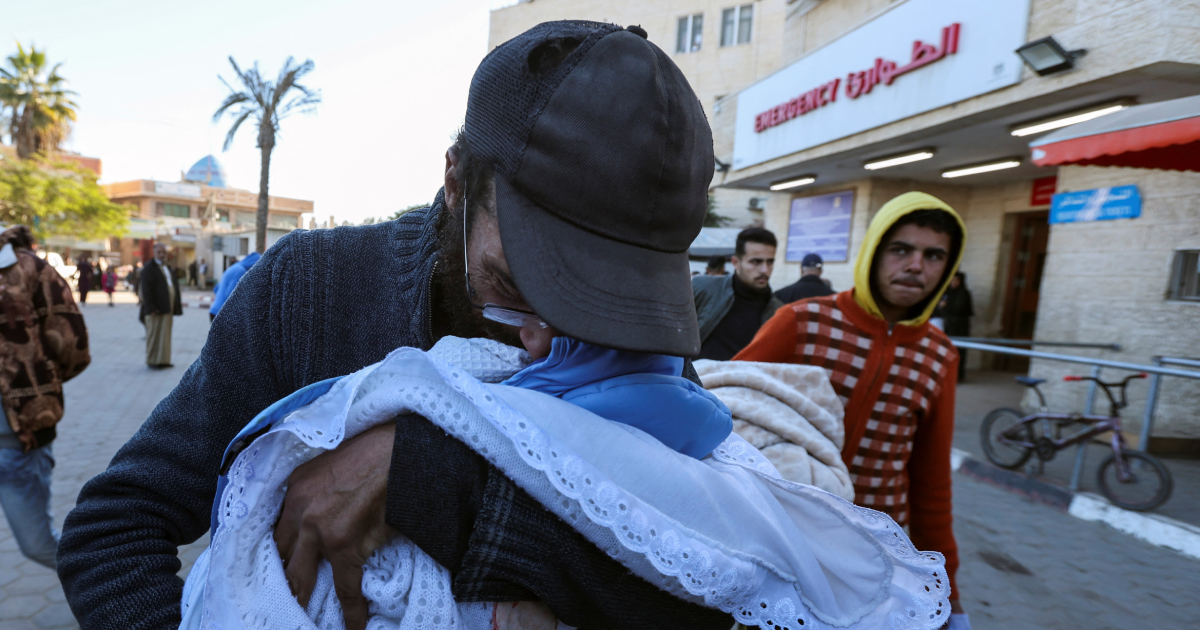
left=736, top=191, right=966, bottom=600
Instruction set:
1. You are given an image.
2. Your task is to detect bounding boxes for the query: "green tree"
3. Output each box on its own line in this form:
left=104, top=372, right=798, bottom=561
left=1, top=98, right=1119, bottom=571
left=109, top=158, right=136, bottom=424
left=0, top=156, right=129, bottom=240
left=704, top=194, right=731, bottom=227
left=389, top=204, right=427, bottom=221
left=214, top=56, right=320, bottom=253
left=0, top=43, right=78, bottom=158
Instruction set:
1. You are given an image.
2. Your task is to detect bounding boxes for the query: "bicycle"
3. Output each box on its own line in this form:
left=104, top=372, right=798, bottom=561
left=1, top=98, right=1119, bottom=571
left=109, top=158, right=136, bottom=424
left=980, top=373, right=1173, bottom=511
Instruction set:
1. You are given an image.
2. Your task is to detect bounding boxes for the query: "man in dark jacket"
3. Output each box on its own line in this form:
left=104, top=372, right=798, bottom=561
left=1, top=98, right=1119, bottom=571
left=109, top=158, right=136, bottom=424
left=774, top=253, right=835, bottom=304
left=139, top=243, right=183, bottom=368
left=940, top=271, right=974, bottom=379
left=59, top=21, right=733, bottom=630
left=692, top=227, right=783, bottom=361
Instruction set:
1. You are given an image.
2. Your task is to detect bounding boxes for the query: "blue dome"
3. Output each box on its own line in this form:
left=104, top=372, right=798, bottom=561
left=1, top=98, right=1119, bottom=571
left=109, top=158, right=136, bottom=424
left=185, top=155, right=227, bottom=187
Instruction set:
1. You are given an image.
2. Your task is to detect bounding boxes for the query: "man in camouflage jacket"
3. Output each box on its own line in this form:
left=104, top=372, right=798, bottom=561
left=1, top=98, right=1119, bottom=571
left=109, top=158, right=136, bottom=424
left=0, top=225, right=90, bottom=567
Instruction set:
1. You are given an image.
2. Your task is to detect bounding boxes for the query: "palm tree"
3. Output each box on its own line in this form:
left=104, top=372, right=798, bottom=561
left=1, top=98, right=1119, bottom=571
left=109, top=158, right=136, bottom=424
left=214, top=56, right=320, bottom=252
left=0, top=43, right=78, bottom=158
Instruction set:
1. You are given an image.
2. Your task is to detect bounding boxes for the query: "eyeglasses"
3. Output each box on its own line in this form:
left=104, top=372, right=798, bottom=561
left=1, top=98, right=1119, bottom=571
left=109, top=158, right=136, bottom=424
left=463, top=194, right=548, bottom=330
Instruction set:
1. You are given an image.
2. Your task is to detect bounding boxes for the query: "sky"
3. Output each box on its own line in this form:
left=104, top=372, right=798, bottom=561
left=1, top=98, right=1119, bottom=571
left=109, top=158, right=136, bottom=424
left=7, top=0, right=512, bottom=224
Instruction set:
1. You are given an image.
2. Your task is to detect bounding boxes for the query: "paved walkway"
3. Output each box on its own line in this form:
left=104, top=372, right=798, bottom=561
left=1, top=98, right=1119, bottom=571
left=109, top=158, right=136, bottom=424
left=1, top=308, right=1197, bottom=628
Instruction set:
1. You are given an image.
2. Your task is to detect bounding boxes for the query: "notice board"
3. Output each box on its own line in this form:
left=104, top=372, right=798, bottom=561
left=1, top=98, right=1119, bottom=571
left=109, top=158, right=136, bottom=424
left=786, top=190, right=854, bottom=262
left=1049, top=185, right=1141, bottom=224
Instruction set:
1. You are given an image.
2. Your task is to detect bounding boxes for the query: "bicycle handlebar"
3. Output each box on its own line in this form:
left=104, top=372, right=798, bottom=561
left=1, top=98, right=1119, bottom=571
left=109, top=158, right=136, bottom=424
left=1061, top=373, right=1147, bottom=410
left=1062, top=373, right=1147, bottom=384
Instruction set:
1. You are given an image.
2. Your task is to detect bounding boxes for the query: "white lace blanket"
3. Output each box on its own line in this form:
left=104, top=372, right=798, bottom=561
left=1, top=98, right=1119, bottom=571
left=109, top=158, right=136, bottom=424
left=182, top=338, right=950, bottom=630
left=693, top=360, right=854, bottom=501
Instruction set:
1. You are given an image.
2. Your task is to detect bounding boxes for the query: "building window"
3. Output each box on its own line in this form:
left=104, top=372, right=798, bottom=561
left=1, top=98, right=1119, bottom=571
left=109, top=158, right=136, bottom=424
left=269, top=214, right=299, bottom=229
left=157, top=202, right=190, bottom=218
left=721, top=4, right=753, bottom=47
left=676, top=14, right=703, bottom=53
left=235, top=211, right=257, bottom=227
left=1168, top=250, right=1200, bottom=301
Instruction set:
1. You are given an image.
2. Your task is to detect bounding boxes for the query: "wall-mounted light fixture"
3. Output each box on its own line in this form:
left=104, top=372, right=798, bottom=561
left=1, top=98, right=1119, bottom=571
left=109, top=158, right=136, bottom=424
left=863, top=149, right=935, bottom=170
left=769, top=176, right=817, bottom=191
left=1015, top=37, right=1086, bottom=76
left=1011, top=101, right=1130, bottom=137
left=942, top=159, right=1022, bottom=179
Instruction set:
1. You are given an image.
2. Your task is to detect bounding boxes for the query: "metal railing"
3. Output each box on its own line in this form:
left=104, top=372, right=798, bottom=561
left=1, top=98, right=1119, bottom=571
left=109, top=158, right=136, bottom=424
left=950, top=337, right=1122, bottom=352
left=950, top=340, right=1200, bottom=491
left=1139, top=356, right=1200, bottom=459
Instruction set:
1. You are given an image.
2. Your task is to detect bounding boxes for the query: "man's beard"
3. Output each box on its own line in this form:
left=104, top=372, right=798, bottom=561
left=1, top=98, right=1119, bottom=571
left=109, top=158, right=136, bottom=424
left=433, top=203, right=524, bottom=349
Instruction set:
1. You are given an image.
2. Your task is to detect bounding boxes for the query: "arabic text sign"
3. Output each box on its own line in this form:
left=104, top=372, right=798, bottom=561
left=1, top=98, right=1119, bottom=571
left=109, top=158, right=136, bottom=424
left=755, top=23, right=961, bottom=134
left=734, top=0, right=1030, bottom=170
left=786, top=190, right=854, bottom=263
left=1049, top=186, right=1141, bottom=224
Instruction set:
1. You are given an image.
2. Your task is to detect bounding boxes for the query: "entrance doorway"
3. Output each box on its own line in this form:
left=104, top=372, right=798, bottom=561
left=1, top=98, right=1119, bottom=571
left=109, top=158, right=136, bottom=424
left=999, top=210, right=1049, bottom=371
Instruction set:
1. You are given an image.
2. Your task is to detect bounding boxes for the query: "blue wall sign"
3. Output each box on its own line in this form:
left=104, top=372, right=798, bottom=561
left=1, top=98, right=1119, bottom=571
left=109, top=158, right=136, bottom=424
left=786, top=190, right=854, bottom=262
left=1049, top=185, right=1142, bottom=224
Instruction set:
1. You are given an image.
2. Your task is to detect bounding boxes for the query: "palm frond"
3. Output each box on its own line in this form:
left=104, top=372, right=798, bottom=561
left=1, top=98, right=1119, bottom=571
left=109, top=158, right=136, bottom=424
left=213, top=91, right=250, bottom=121
left=221, top=108, right=255, bottom=151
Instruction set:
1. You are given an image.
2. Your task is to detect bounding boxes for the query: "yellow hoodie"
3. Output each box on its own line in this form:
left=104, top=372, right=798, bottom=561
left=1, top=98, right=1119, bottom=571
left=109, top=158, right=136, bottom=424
left=852, top=192, right=967, bottom=327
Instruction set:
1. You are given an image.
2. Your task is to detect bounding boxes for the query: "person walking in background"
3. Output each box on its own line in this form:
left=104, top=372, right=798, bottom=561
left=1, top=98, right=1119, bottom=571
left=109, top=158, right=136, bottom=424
left=187, top=258, right=199, bottom=288
left=734, top=192, right=970, bottom=629
left=76, top=255, right=94, bottom=305
left=940, top=271, right=974, bottom=380
left=198, top=258, right=209, bottom=290
left=705, top=255, right=727, bottom=276
left=774, top=253, right=835, bottom=304
left=0, top=225, right=90, bottom=569
left=126, top=261, right=142, bottom=303
left=692, top=227, right=783, bottom=361
left=208, top=253, right=258, bottom=322
left=101, top=266, right=119, bottom=307
left=139, top=243, right=183, bottom=368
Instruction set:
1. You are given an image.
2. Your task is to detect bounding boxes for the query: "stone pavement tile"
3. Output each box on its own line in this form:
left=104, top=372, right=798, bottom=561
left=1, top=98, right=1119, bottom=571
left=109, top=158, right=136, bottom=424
left=30, top=605, right=75, bottom=630
left=0, top=576, right=59, bottom=598
left=953, top=470, right=1200, bottom=630
left=0, top=621, right=40, bottom=630
left=15, top=564, right=50, bottom=578
left=0, top=594, right=47, bottom=619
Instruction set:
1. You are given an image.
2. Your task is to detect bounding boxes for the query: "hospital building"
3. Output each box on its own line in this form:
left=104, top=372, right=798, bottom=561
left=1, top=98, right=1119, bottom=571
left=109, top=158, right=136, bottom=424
left=490, top=0, right=1200, bottom=450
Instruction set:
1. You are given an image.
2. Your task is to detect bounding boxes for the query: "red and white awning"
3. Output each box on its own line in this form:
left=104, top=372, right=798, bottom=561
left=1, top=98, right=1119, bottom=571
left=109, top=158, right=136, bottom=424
left=1029, top=95, right=1200, bottom=172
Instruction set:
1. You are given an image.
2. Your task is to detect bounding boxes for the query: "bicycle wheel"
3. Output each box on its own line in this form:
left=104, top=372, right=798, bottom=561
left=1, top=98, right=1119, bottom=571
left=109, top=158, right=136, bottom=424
left=980, top=408, right=1034, bottom=469
left=1097, top=450, right=1173, bottom=511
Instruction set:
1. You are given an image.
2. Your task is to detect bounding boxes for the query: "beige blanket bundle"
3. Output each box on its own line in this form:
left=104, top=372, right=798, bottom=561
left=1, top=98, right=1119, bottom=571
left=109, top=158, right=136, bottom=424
left=694, top=360, right=854, bottom=500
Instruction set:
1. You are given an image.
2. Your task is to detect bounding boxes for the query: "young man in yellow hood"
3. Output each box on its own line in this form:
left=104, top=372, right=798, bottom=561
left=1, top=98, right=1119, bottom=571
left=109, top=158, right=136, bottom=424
left=736, top=191, right=968, bottom=623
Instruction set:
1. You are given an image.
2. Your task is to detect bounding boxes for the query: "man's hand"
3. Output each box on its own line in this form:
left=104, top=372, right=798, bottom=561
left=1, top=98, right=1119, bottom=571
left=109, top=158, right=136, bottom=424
left=274, top=422, right=398, bottom=630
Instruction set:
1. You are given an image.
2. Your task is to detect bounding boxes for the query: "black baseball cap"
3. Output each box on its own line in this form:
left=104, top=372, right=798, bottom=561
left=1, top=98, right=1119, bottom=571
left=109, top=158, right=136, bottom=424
left=465, top=21, right=714, bottom=357
left=802, top=253, right=824, bottom=268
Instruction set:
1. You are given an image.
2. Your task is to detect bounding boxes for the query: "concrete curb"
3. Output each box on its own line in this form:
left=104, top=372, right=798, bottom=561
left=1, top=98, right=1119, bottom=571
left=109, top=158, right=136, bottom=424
left=951, top=448, right=1200, bottom=561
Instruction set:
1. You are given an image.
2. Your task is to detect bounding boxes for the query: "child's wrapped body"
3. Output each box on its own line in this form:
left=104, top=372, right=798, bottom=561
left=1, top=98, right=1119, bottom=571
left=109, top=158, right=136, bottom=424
left=182, top=337, right=950, bottom=630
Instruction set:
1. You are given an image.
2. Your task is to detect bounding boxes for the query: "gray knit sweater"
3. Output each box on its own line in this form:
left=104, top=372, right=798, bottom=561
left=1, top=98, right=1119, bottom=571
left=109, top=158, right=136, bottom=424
left=57, top=193, right=732, bottom=630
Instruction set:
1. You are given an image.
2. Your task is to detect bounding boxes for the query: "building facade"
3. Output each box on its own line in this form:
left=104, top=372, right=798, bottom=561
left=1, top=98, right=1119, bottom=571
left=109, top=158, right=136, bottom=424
left=103, top=155, right=313, bottom=281
left=490, top=0, right=1200, bottom=446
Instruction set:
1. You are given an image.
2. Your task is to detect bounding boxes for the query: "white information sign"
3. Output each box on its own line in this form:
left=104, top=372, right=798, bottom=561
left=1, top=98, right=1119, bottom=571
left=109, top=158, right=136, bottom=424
left=733, top=0, right=1030, bottom=170
left=156, top=181, right=202, bottom=198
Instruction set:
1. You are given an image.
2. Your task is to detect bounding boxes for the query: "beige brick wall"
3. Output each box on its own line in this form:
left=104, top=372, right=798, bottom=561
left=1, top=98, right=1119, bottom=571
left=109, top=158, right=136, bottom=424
left=488, top=0, right=790, bottom=122
left=1027, top=166, right=1200, bottom=438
